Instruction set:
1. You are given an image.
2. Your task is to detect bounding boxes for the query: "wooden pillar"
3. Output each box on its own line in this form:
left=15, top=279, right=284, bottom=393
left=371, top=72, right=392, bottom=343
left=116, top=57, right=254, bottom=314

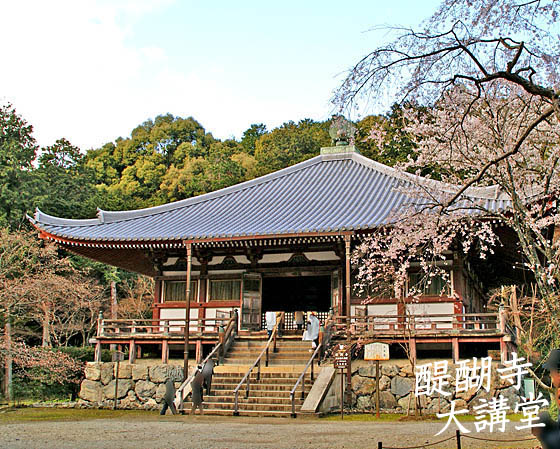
left=129, top=340, right=136, bottom=364
left=153, top=280, right=162, bottom=320
left=344, top=234, right=352, bottom=407
left=196, top=340, right=203, bottom=363
left=452, top=338, right=459, bottom=363
left=136, top=345, right=142, bottom=360
left=110, top=281, right=117, bottom=355
left=183, top=242, right=193, bottom=380
left=94, top=342, right=102, bottom=362
left=344, top=235, right=351, bottom=319
left=161, top=340, right=169, bottom=364
left=500, top=337, right=507, bottom=363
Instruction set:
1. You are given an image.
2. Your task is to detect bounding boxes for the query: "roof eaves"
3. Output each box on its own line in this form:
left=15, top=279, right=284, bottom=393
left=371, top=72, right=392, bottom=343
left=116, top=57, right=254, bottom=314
left=34, top=208, right=101, bottom=227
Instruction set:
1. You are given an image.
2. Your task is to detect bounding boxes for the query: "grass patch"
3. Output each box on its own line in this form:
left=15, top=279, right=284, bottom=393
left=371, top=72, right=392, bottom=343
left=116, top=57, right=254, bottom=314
left=0, top=407, right=159, bottom=423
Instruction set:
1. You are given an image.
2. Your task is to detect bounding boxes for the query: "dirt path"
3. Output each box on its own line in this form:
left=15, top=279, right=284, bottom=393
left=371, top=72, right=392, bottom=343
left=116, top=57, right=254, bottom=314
left=0, top=413, right=541, bottom=449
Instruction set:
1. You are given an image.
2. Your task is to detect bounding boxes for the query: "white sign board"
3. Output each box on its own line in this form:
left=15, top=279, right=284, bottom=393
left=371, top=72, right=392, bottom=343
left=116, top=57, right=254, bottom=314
left=364, top=342, right=389, bottom=361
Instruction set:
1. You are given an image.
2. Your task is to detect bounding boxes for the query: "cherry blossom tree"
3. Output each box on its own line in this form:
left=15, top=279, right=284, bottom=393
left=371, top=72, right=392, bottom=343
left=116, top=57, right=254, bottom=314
left=338, top=0, right=560, bottom=357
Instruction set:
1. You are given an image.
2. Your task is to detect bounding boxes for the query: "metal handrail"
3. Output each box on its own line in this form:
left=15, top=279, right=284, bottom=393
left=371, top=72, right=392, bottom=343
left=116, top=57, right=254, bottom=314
left=174, top=311, right=238, bottom=411
left=233, top=312, right=284, bottom=416
left=289, top=343, right=322, bottom=418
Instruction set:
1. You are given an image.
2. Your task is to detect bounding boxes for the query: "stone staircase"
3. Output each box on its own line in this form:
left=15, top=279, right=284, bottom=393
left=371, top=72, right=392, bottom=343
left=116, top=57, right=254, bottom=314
left=201, top=337, right=317, bottom=416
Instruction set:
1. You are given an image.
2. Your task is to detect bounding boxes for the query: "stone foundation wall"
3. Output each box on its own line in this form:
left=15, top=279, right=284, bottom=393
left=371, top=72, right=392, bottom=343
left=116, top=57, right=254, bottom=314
left=78, top=362, right=194, bottom=410
left=349, top=361, right=522, bottom=413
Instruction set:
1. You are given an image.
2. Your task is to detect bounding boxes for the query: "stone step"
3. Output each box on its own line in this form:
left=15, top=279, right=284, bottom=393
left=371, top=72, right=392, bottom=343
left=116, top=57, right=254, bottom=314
left=205, top=395, right=303, bottom=405
left=207, top=390, right=304, bottom=399
left=212, top=371, right=303, bottom=379
left=191, top=408, right=296, bottom=417
left=204, top=401, right=297, bottom=412
left=231, top=341, right=312, bottom=348
left=213, top=365, right=305, bottom=374
left=222, top=358, right=311, bottom=365
left=226, top=348, right=312, bottom=354
left=212, top=382, right=307, bottom=392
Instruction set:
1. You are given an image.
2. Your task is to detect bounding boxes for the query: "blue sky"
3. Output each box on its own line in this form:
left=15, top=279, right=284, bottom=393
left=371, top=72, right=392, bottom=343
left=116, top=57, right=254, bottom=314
left=1, top=0, right=441, bottom=150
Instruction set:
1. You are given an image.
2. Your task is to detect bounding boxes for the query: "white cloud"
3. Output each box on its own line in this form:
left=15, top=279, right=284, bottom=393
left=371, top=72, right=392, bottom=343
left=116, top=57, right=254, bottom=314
left=1, top=0, right=176, bottom=150
left=1, top=0, right=339, bottom=150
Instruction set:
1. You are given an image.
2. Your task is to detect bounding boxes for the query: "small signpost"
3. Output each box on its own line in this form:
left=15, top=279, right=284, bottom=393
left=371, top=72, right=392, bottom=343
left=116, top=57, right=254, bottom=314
left=364, top=342, right=390, bottom=418
left=333, top=344, right=349, bottom=419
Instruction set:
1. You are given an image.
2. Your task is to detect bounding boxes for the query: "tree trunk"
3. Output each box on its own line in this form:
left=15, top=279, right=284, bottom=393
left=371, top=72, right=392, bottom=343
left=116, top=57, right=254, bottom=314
left=4, top=321, right=12, bottom=402
left=111, top=281, right=118, bottom=319
left=42, top=310, right=50, bottom=347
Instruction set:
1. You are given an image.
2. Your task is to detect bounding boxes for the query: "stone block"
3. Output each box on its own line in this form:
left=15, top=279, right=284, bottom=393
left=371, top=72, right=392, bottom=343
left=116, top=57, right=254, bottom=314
left=358, top=364, right=379, bottom=378
left=397, top=393, right=427, bottom=411
left=379, top=375, right=391, bottom=391
left=400, top=364, right=414, bottom=376
left=356, top=395, right=372, bottom=410
left=120, top=390, right=140, bottom=409
left=143, top=398, right=159, bottom=410
left=352, top=377, right=376, bottom=396
left=84, top=363, right=101, bottom=381
left=379, top=391, right=398, bottom=409
left=100, top=363, right=114, bottom=385
left=149, top=365, right=170, bottom=383
left=391, top=376, right=413, bottom=398
left=381, top=364, right=400, bottom=377
left=426, top=396, right=451, bottom=414
left=497, top=386, right=521, bottom=405
left=114, top=362, right=132, bottom=379
left=135, top=380, right=157, bottom=399
left=79, top=380, right=103, bottom=402
left=103, top=379, right=134, bottom=400
left=169, top=365, right=184, bottom=382
left=455, top=386, right=479, bottom=402
left=132, top=364, right=149, bottom=381
left=155, top=383, right=167, bottom=403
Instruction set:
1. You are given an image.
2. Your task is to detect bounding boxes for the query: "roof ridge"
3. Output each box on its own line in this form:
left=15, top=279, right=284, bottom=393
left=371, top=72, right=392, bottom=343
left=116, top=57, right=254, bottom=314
left=350, top=153, right=507, bottom=201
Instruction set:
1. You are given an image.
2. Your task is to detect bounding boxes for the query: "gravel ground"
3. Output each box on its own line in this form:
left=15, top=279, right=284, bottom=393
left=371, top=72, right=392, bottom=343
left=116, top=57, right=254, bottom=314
left=0, top=414, right=541, bottom=449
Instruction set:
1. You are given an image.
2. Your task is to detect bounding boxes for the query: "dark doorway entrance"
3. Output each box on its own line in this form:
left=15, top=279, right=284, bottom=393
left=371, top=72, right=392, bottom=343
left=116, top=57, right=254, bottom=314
left=262, top=275, right=331, bottom=312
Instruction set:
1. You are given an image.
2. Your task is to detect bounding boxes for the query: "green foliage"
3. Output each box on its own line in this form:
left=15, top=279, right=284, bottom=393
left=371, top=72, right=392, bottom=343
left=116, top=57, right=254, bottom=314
left=355, top=105, right=416, bottom=167
left=31, top=138, right=99, bottom=219
left=241, top=123, right=267, bottom=155
left=254, top=119, right=330, bottom=175
left=0, top=104, right=38, bottom=229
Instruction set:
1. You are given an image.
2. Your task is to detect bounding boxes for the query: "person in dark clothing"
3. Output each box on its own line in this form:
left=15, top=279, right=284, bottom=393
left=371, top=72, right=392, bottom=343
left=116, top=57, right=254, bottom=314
left=160, top=378, right=177, bottom=415
left=201, top=359, right=215, bottom=396
left=191, top=365, right=205, bottom=415
left=534, top=349, right=560, bottom=449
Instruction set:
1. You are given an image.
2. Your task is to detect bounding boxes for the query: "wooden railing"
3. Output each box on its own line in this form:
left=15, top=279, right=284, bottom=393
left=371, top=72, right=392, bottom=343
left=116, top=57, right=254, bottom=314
left=289, top=343, right=322, bottom=418
left=174, top=311, right=238, bottom=411
left=97, top=316, right=232, bottom=338
left=233, top=312, right=285, bottom=416
left=333, top=313, right=500, bottom=335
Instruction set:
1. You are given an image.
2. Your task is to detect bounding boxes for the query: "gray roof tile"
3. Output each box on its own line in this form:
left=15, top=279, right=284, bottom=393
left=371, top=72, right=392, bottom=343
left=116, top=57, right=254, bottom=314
left=30, top=150, right=510, bottom=242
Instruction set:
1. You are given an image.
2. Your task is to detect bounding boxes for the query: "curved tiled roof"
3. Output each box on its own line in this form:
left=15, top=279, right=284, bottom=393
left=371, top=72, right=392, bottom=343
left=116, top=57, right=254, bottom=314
left=29, top=149, right=511, bottom=243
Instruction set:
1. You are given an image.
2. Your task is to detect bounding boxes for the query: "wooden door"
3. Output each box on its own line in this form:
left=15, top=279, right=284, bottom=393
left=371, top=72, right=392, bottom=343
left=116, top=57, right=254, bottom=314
left=241, top=273, right=262, bottom=330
